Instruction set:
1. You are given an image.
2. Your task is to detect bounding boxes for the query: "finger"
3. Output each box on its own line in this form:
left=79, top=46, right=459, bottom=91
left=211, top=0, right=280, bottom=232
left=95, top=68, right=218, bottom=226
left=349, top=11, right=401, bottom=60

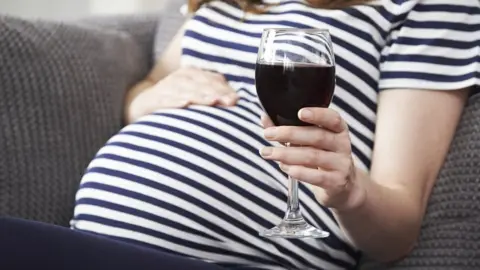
left=177, top=67, right=209, bottom=83
left=279, top=164, right=342, bottom=189
left=154, top=91, right=191, bottom=108
left=261, top=115, right=275, bottom=128
left=260, top=146, right=347, bottom=171
left=209, top=71, right=227, bottom=83
left=187, top=92, right=219, bottom=106
left=263, top=126, right=338, bottom=151
left=175, top=88, right=217, bottom=104
left=158, top=98, right=190, bottom=109
left=197, top=70, right=227, bottom=84
left=177, top=69, right=235, bottom=98
left=207, top=83, right=236, bottom=96
left=193, top=81, right=234, bottom=100
left=178, top=82, right=232, bottom=106
left=140, top=97, right=189, bottom=117
left=174, top=79, right=220, bottom=101
left=298, top=108, right=347, bottom=133
left=218, top=93, right=239, bottom=106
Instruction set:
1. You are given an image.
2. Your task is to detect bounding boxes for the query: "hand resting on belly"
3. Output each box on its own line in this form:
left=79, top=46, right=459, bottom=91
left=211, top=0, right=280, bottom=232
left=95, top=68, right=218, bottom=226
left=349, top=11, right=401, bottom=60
left=127, top=67, right=238, bottom=123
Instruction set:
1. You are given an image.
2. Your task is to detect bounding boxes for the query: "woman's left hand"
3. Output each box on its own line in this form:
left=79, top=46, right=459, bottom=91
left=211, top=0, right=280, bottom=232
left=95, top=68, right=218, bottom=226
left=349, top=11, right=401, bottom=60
left=260, top=108, right=366, bottom=212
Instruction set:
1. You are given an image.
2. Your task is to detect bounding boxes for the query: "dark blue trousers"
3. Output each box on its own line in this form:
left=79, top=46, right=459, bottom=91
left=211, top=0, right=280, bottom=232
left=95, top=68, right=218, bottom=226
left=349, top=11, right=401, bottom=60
left=0, top=217, right=227, bottom=270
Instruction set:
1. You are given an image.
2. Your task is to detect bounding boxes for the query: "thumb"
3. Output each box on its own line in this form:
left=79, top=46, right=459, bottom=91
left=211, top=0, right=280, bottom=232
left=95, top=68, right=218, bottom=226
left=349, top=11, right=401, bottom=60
left=261, top=115, right=275, bottom=128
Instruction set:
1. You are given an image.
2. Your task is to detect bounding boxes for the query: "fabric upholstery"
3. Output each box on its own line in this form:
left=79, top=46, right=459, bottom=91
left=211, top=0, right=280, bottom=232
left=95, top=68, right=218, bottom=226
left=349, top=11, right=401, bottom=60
left=0, top=14, right=157, bottom=226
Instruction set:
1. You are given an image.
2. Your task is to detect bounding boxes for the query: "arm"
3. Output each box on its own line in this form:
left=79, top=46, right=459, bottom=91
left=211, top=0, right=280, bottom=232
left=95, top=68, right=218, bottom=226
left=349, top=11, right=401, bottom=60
left=124, top=14, right=238, bottom=124
left=124, top=21, right=188, bottom=123
left=259, top=0, right=477, bottom=262
left=260, top=88, right=469, bottom=261
left=334, top=88, right=469, bottom=262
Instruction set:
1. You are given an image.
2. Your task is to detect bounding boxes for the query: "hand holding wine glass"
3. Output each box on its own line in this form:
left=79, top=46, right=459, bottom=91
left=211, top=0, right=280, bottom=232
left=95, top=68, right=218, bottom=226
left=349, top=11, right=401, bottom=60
left=255, top=28, right=342, bottom=238
left=260, top=110, right=366, bottom=213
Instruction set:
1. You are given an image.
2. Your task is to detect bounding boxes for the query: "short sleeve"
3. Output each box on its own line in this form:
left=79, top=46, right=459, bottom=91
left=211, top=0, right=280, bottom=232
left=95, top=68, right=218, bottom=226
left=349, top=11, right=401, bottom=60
left=379, top=0, right=480, bottom=91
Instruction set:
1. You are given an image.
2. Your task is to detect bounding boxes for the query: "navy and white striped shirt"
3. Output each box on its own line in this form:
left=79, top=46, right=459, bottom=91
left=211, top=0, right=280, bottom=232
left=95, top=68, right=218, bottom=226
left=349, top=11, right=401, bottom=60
left=182, top=0, right=479, bottom=170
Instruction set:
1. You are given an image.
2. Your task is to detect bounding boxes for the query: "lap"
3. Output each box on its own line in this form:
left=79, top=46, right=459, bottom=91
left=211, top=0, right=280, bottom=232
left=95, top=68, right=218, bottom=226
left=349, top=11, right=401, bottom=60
left=0, top=217, right=226, bottom=270
left=71, top=105, right=357, bottom=270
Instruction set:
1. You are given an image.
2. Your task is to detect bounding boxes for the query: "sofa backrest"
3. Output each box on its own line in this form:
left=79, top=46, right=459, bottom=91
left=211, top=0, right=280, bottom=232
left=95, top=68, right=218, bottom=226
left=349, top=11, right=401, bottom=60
left=0, top=15, right=157, bottom=226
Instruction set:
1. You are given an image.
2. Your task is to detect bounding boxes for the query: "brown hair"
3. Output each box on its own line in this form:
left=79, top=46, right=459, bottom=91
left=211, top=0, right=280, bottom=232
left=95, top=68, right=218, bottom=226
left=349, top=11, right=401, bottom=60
left=188, top=0, right=372, bottom=13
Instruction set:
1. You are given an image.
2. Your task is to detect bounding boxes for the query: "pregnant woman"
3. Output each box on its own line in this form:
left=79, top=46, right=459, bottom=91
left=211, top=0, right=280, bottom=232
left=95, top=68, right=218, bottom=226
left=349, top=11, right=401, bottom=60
left=1, top=0, right=479, bottom=269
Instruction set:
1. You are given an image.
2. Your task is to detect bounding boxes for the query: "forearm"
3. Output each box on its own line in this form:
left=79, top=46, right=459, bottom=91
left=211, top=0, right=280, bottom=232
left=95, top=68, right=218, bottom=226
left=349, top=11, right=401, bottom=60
left=124, top=79, right=155, bottom=124
left=333, top=170, right=422, bottom=263
left=124, top=20, right=185, bottom=124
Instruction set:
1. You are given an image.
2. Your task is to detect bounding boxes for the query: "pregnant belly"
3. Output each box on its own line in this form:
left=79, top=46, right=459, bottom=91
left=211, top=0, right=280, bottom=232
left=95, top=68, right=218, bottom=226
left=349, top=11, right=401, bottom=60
left=114, top=104, right=274, bottom=183
left=129, top=102, right=265, bottom=149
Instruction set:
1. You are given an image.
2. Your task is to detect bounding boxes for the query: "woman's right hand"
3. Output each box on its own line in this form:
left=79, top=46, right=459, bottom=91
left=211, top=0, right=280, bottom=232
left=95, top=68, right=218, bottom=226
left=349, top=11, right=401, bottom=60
left=127, top=67, right=238, bottom=123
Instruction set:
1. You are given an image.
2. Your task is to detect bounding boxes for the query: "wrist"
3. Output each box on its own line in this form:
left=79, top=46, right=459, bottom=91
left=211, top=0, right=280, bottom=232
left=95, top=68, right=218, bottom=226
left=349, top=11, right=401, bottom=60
left=125, top=81, right=156, bottom=124
left=333, top=168, right=369, bottom=214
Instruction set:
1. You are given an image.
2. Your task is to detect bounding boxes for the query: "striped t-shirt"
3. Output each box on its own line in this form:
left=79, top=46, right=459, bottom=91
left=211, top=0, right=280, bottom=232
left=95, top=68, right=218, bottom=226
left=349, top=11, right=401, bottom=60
left=182, top=0, right=479, bottom=171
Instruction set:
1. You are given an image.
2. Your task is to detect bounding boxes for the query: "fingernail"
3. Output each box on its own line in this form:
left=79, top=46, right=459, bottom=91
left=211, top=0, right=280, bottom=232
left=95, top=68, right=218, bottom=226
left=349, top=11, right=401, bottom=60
left=279, top=163, right=290, bottom=172
left=260, top=147, right=272, bottom=157
left=300, top=109, right=313, bottom=120
left=264, top=127, right=276, bottom=139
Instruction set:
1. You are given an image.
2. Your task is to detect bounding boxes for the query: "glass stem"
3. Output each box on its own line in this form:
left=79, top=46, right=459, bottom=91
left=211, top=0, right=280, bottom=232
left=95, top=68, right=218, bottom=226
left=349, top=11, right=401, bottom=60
left=284, top=143, right=304, bottom=223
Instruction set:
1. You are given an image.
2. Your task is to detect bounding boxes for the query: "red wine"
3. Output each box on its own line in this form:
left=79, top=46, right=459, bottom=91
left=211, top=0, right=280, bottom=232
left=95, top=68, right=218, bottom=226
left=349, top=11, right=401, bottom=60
left=255, top=62, right=335, bottom=126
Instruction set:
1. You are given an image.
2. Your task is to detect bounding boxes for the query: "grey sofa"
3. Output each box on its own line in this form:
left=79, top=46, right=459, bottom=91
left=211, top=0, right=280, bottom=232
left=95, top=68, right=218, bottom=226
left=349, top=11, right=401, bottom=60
left=0, top=3, right=479, bottom=270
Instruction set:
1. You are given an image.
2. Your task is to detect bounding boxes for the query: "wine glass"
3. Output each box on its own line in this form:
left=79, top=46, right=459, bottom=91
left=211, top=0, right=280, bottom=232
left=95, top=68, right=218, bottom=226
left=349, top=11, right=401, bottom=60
left=255, top=28, right=336, bottom=239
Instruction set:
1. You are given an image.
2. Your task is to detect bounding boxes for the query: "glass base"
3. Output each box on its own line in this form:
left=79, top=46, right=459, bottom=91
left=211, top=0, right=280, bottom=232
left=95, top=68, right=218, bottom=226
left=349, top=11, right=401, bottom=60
left=260, top=219, right=330, bottom=239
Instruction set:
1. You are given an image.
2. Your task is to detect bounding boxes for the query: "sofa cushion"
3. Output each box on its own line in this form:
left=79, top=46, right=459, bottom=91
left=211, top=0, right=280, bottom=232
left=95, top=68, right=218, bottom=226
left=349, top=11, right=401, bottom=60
left=0, top=15, right=156, bottom=226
